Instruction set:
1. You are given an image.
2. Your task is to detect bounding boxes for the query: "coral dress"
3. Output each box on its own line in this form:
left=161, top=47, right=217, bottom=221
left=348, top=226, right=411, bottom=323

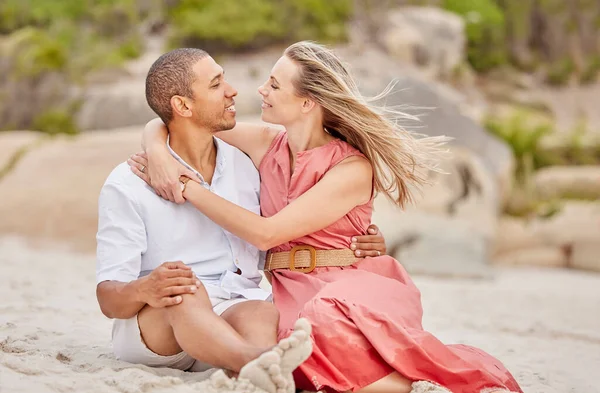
left=258, top=132, right=522, bottom=393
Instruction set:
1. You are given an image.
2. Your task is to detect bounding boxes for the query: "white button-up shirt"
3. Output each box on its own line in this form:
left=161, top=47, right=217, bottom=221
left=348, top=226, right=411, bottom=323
left=96, top=138, right=270, bottom=301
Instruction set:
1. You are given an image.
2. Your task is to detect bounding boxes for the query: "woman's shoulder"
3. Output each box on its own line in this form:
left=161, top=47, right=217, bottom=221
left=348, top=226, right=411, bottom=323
left=258, top=129, right=287, bottom=170
left=327, top=138, right=368, bottom=167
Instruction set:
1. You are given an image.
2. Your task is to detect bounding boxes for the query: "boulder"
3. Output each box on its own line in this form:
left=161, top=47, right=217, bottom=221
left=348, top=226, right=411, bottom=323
left=0, top=32, right=75, bottom=132
left=493, top=202, right=600, bottom=271
left=492, top=246, right=567, bottom=268
left=534, top=166, right=600, bottom=201
left=76, top=80, right=157, bottom=131
left=533, top=201, right=600, bottom=246
left=340, top=52, right=512, bottom=203
left=377, top=7, right=466, bottom=79
left=384, top=210, right=493, bottom=279
left=492, top=216, right=545, bottom=255
left=372, top=146, right=498, bottom=278
left=0, top=128, right=142, bottom=252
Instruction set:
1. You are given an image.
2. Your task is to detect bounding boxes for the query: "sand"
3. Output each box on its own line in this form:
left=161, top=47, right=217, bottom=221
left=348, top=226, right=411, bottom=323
left=1, top=236, right=598, bottom=393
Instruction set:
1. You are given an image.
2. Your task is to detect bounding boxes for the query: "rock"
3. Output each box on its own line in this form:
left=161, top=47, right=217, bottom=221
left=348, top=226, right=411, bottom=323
left=533, top=201, right=600, bottom=246
left=535, top=166, right=600, bottom=200
left=379, top=15, right=425, bottom=66
left=347, top=55, right=513, bottom=205
left=493, top=247, right=567, bottom=268
left=571, top=242, right=600, bottom=272
left=492, top=216, right=545, bottom=255
left=372, top=146, right=498, bottom=278
left=0, top=128, right=142, bottom=252
left=373, top=207, right=492, bottom=279
left=491, top=202, right=600, bottom=271
left=76, top=80, right=157, bottom=131
left=378, top=7, right=466, bottom=79
left=0, top=31, right=76, bottom=131
left=421, top=146, right=499, bottom=228
left=76, top=37, right=167, bottom=131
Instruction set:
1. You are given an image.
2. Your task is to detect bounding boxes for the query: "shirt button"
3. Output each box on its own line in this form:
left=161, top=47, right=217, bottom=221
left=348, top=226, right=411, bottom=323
left=235, top=259, right=239, bottom=265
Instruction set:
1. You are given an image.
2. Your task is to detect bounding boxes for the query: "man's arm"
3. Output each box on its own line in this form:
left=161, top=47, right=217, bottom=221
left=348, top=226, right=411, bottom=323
left=96, top=280, right=146, bottom=319
left=96, top=179, right=200, bottom=319
left=96, top=179, right=148, bottom=319
left=97, top=263, right=199, bottom=319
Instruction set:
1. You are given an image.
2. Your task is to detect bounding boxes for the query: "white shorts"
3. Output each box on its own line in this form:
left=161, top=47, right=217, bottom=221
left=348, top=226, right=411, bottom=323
left=112, top=297, right=250, bottom=372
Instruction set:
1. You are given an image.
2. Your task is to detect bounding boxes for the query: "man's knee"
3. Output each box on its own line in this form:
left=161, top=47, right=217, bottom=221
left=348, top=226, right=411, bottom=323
left=248, top=301, right=280, bottom=331
left=164, top=282, right=213, bottom=320
left=222, top=300, right=279, bottom=327
left=136, top=305, right=183, bottom=357
left=252, top=301, right=280, bottom=324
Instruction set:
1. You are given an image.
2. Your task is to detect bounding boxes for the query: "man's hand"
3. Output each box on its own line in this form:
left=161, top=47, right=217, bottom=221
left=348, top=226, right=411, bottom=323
left=136, top=262, right=201, bottom=308
left=350, top=224, right=387, bottom=257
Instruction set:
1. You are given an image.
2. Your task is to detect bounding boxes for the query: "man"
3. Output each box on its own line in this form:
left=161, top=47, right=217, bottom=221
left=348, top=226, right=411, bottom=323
left=95, top=48, right=386, bottom=381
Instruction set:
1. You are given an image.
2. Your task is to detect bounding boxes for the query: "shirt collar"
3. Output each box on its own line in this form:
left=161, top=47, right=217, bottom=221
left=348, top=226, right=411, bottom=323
left=166, top=135, right=226, bottom=184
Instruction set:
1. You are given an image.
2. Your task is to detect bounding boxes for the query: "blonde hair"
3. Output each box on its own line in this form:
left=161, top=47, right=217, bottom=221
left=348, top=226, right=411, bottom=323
left=284, top=41, right=448, bottom=208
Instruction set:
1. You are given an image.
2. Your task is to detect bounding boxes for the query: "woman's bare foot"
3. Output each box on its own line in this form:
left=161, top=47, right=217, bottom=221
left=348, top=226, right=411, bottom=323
left=238, top=351, right=288, bottom=393
left=273, top=318, right=313, bottom=375
left=238, top=318, right=313, bottom=393
left=208, top=369, right=237, bottom=391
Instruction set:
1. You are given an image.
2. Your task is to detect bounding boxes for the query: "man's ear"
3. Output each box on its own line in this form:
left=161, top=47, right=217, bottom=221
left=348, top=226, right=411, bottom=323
left=171, top=96, right=193, bottom=118
left=301, top=98, right=316, bottom=113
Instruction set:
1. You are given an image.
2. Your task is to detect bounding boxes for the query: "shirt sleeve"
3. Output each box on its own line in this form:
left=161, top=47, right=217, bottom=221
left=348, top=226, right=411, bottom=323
left=96, top=181, right=147, bottom=284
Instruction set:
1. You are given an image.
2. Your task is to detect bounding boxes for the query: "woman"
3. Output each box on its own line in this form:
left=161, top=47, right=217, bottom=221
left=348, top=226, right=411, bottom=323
left=131, top=42, right=522, bottom=393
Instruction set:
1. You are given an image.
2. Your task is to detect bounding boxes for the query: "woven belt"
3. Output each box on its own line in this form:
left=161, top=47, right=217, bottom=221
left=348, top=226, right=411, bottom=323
left=265, top=245, right=357, bottom=274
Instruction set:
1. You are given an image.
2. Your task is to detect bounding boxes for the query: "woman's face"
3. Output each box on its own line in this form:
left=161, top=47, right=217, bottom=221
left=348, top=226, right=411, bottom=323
left=258, top=56, right=305, bottom=126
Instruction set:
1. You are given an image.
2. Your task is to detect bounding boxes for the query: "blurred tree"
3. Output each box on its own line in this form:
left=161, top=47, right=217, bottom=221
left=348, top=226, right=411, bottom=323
left=0, top=0, right=144, bottom=134
left=442, top=0, right=507, bottom=72
left=166, top=0, right=353, bottom=52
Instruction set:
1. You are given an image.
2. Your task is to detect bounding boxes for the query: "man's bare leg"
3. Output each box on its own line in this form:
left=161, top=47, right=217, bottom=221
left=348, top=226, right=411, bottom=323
left=221, top=300, right=279, bottom=348
left=138, top=283, right=267, bottom=372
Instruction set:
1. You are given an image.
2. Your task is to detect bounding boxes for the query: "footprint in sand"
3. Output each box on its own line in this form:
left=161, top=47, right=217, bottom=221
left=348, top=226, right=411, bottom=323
left=237, top=318, right=313, bottom=393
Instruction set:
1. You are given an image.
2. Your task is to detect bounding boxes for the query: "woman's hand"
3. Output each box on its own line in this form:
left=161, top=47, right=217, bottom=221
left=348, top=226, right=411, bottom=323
left=350, top=224, right=387, bottom=257
left=128, top=151, right=198, bottom=204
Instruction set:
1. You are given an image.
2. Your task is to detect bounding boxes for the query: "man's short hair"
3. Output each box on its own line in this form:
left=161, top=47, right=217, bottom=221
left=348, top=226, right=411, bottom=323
left=145, top=48, right=209, bottom=124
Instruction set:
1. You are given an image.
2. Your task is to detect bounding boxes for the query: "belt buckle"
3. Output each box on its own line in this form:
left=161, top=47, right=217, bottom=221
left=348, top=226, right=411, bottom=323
left=289, top=245, right=317, bottom=273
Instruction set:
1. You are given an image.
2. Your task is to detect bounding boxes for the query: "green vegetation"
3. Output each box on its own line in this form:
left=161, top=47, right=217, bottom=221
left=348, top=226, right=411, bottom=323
left=1, top=1, right=143, bottom=78
left=485, top=110, right=600, bottom=218
left=3, top=0, right=600, bottom=135
left=484, top=110, right=554, bottom=184
left=546, top=58, right=575, bottom=86
left=485, top=110, right=554, bottom=218
left=443, top=0, right=600, bottom=82
left=0, top=0, right=144, bottom=134
left=32, top=109, right=79, bottom=135
left=442, top=0, right=507, bottom=72
left=167, top=0, right=353, bottom=52
left=536, top=120, right=600, bottom=167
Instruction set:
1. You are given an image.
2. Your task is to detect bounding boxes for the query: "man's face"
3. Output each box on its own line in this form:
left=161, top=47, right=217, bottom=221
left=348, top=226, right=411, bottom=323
left=187, top=56, right=238, bottom=132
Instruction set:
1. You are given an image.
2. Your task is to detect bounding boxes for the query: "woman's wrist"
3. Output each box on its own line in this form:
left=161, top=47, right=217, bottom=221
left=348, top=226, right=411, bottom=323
left=179, top=176, right=191, bottom=196
left=146, top=140, right=168, bottom=157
